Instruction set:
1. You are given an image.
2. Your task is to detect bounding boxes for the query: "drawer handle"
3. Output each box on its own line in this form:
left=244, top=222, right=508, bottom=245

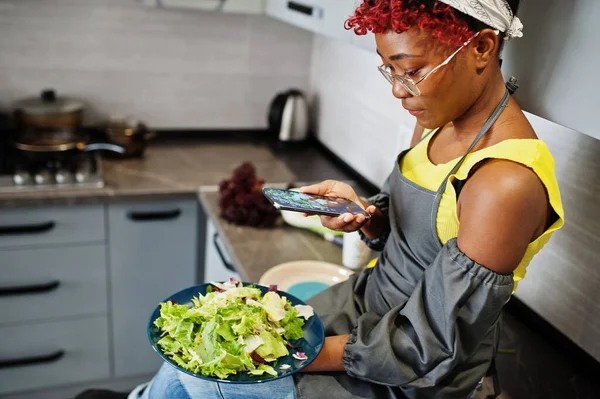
left=0, top=280, right=60, bottom=297
left=213, top=232, right=236, bottom=272
left=0, top=349, right=65, bottom=369
left=0, top=221, right=55, bottom=236
left=287, top=1, right=323, bottom=18
left=127, top=209, right=181, bottom=222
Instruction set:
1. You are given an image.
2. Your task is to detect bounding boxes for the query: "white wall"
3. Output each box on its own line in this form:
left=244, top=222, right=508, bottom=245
left=309, top=35, right=416, bottom=187
left=0, top=0, right=313, bottom=129
left=501, top=0, right=600, bottom=139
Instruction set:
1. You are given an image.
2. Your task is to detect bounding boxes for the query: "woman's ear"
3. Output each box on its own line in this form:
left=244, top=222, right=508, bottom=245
left=473, top=28, right=500, bottom=69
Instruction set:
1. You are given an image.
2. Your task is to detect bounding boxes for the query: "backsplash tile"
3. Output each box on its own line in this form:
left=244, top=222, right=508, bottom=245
left=0, top=0, right=313, bottom=128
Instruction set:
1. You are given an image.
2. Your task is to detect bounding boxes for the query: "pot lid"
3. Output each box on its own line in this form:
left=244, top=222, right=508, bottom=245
left=12, top=89, right=84, bottom=115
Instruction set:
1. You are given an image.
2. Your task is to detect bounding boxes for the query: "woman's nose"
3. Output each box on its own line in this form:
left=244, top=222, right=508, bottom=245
left=392, top=79, right=413, bottom=100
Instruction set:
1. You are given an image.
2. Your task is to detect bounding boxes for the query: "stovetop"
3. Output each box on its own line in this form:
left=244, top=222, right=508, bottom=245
left=0, top=140, right=105, bottom=192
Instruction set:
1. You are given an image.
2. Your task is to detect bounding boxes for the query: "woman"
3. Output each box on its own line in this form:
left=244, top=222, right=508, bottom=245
left=130, top=0, right=564, bottom=398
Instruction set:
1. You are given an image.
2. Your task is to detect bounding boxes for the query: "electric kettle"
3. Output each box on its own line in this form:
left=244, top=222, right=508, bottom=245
left=268, top=89, right=309, bottom=143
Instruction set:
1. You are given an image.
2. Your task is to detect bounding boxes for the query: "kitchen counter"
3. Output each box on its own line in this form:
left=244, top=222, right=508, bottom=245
left=198, top=190, right=345, bottom=282
left=0, top=140, right=298, bottom=208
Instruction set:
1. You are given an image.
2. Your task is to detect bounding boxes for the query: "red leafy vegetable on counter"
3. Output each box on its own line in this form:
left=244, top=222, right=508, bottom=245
left=218, top=162, right=278, bottom=227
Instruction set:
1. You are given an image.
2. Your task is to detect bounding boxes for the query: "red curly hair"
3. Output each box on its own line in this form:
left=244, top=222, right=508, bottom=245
left=345, top=0, right=485, bottom=49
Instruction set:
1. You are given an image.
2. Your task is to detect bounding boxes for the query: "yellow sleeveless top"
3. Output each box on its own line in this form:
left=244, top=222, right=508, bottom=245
left=395, top=129, right=565, bottom=292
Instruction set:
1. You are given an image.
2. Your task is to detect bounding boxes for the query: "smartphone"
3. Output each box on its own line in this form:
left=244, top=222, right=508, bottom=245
left=262, top=187, right=370, bottom=219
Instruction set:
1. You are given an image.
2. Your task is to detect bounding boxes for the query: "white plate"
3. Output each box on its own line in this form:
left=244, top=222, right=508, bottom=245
left=259, top=261, right=354, bottom=301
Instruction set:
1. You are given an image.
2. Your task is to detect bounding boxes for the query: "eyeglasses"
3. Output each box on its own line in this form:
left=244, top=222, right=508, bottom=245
left=377, top=32, right=480, bottom=97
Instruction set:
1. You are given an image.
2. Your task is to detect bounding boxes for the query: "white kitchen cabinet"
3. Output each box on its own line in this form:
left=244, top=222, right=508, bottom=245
left=316, top=0, right=356, bottom=42
left=108, top=199, right=198, bottom=378
left=142, top=0, right=266, bottom=14
left=352, top=29, right=376, bottom=53
left=266, top=0, right=325, bottom=34
left=204, top=218, right=241, bottom=283
left=344, top=0, right=376, bottom=53
left=266, top=0, right=364, bottom=45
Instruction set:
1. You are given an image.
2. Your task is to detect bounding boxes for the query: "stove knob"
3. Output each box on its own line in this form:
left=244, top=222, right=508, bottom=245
left=75, top=169, right=90, bottom=183
left=55, top=170, right=74, bottom=184
left=13, top=171, right=32, bottom=186
left=34, top=171, right=53, bottom=185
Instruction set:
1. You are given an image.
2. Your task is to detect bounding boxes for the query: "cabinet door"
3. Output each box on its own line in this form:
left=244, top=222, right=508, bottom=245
left=0, top=316, right=110, bottom=394
left=144, top=0, right=266, bottom=13
left=0, top=205, right=104, bottom=249
left=348, top=0, right=376, bottom=52
left=109, top=199, right=198, bottom=378
left=266, top=0, right=324, bottom=33
left=352, top=30, right=376, bottom=53
left=316, top=0, right=356, bottom=42
left=0, top=245, right=107, bottom=325
left=203, top=218, right=241, bottom=283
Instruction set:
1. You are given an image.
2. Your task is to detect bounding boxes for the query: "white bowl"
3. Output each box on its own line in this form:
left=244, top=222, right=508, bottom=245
left=259, top=260, right=353, bottom=301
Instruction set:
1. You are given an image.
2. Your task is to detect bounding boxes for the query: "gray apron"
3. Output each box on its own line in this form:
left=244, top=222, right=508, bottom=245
left=294, top=89, right=514, bottom=399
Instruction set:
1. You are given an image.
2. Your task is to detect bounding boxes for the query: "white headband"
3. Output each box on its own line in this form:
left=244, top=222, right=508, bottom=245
left=438, top=0, right=523, bottom=40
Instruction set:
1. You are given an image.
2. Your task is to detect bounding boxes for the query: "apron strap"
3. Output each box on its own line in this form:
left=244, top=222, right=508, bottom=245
left=436, top=88, right=511, bottom=195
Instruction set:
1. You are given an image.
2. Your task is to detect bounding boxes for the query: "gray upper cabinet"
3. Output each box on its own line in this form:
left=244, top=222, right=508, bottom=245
left=108, top=199, right=199, bottom=378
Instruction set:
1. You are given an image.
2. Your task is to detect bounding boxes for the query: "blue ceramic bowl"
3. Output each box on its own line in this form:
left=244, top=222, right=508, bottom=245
left=147, top=282, right=325, bottom=383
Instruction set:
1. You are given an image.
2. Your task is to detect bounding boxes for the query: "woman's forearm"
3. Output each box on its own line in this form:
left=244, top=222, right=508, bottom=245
left=300, top=334, right=350, bottom=373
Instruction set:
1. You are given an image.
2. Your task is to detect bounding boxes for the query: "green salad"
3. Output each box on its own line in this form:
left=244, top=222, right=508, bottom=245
left=154, top=278, right=314, bottom=379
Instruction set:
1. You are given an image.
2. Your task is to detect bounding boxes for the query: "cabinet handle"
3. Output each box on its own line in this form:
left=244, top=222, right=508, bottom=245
left=0, top=221, right=55, bottom=236
left=213, top=233, right=236, bottom=272
left=0, top=280, right=60, bottom=297
left=287, top=1, right=323, bottom=18
left=0, top=349, right=65, bottom=369
left=127, top=209, right=181, bottom=222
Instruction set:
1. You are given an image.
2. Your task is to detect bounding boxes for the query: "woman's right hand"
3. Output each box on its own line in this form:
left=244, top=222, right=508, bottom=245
left=299, top=180, right=376, bottom=233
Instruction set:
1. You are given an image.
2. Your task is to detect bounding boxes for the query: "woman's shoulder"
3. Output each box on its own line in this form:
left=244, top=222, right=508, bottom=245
left=456, top=157, right=551, bottom=273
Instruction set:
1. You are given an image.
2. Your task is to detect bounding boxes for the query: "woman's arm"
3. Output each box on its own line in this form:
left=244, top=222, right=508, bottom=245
left=301, top=334, right=350, bottom=373
left=456, top=159, right=549, bottom=274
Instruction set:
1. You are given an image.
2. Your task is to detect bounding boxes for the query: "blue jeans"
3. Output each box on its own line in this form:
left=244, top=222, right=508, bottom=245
left=129, top=363, right=296, bottom=399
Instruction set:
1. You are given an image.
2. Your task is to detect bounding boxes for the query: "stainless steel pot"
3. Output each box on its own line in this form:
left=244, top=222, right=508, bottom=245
left=12, top=89, right=84, bottom=132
